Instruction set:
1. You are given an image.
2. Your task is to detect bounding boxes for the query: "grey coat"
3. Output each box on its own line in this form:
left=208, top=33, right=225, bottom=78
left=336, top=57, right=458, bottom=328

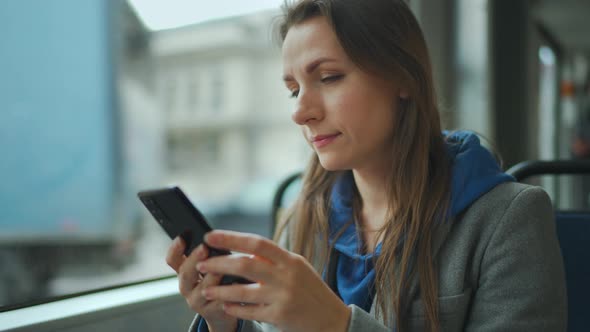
left=190, top=182, right=567, bottom=331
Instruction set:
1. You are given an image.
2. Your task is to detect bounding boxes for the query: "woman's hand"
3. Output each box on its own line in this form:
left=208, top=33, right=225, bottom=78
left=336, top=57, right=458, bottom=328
left=166, top=237, right=238, bottom=332
left=197, top=230, right=351, bottom=332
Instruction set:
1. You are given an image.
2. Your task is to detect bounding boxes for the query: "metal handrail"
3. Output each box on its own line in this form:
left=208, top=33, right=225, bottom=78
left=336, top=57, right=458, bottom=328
left=506, top=160, right=590, bottom=182
left=270, top=171, right=302, bottom=236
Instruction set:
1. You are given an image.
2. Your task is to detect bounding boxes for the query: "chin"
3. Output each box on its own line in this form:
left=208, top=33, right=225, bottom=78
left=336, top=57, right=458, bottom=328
left=317, top=154, right=350, bottom=171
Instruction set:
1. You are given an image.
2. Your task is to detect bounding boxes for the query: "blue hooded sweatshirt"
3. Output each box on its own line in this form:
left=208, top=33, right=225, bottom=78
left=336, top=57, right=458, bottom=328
left=327, top=131, right=515, bottom=312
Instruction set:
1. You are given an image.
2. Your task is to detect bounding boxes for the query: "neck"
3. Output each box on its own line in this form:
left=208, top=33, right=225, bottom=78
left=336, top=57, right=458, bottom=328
left=352, top=165, right=391, bottom=232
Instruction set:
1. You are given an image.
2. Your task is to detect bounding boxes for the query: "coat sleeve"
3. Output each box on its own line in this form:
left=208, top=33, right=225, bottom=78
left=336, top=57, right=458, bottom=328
left=346, top=305, right=390, bottom=332
left=464, top=186, right=567, bottom=331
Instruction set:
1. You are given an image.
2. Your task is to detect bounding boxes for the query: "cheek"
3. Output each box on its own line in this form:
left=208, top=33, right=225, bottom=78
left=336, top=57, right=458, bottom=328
left=329, top=90, right=366, bottom=124
left=348, top=95, right=395, bottom=130
left=300, top=127, right=313, bottom=148
left=358, top=101, right=397, bottom=145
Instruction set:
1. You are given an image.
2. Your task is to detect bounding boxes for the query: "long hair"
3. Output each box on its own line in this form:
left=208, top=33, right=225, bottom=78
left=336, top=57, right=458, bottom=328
left=273, top=1, right=451, bottom=330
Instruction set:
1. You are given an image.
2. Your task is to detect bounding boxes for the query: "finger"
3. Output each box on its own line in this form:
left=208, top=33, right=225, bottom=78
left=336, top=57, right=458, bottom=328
left=185, top=243, right=209, bottom=267
left=166, top=237, right=186, bottom=272
left=203, top=282, right=268, bottom=305
left=198, top=254, right=273, bottom=284
left=185, top=273, right=224, bottom=310
left=178, top=244, right=208, bottom=296
left=199, top=271, right=223, bottom=289
left=222, top=302, right=268, bottom=322
left=200, top=300, right=230, bottom=319
left=205, top=230, right=288, bottom=264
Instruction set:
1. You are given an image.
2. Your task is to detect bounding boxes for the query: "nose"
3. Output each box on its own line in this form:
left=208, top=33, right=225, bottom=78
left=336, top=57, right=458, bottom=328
left=291, top=89, right=323, bottom=125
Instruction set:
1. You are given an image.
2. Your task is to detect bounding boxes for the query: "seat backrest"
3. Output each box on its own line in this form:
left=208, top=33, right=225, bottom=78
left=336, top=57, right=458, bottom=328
left=554, top=212, right=590, bottom=332
left=507, top=160, right=590, bottom=332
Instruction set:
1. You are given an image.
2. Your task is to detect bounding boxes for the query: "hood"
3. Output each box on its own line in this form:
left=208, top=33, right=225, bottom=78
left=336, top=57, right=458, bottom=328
left=328, top=130, right=515, bottom=258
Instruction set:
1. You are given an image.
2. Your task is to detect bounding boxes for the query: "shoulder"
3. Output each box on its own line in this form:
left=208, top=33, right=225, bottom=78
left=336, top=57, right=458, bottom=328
left=465, top=182, right=551, bottom=218
left=454, top=182, right=553, bottom=237
left=439, top=182, right=563, bottom=295
left=438, top=182, right=557, bottom=275
left=452, top=184, right=566, bottom=330
left=434, top=182, right=566, bottom=330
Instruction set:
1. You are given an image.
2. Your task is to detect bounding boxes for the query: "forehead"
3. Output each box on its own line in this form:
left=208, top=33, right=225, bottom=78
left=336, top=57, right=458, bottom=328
left=281, top=16, right=347, bottom=70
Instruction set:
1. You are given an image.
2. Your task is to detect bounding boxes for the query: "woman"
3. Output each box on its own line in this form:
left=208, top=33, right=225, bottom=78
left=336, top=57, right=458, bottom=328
left=167, top=0, right=567, bottom=331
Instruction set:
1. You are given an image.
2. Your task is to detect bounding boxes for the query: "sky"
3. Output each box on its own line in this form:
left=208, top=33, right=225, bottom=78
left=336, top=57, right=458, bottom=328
left=128, top=0, right=285, bottom=30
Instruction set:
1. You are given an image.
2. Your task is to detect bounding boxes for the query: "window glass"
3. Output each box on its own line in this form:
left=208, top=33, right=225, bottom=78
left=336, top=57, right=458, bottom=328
left=0, top=0, right=304, bottom=310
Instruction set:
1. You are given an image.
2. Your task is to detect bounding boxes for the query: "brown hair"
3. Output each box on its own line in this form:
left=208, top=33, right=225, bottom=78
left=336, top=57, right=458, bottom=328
left=274, top=1, right=451, bottom=331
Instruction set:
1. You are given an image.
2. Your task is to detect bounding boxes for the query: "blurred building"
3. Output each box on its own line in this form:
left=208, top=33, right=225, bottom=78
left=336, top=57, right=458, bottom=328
left=152, top=10, right=308, bottom=204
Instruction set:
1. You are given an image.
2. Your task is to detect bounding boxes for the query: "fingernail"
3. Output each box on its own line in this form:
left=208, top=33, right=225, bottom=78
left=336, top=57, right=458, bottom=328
left=196, top=262, right=206, bottom=272
left=195, top=245, right=204, bottom=258
left=202, top=289, right=212, bottom=300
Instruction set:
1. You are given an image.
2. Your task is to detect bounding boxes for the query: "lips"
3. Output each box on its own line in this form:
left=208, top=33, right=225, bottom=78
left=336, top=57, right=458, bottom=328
left=311, top=133, right=341, bottom=148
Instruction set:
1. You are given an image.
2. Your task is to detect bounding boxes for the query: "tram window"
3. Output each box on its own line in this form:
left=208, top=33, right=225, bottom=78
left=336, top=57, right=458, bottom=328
left=0, top=0, right=304, bottom=310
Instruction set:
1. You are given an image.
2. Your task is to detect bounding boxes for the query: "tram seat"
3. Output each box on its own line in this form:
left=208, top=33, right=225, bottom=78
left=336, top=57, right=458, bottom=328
left=553, top=211, right=590, bottom=332
left=506, top=159, right=590, bottom=332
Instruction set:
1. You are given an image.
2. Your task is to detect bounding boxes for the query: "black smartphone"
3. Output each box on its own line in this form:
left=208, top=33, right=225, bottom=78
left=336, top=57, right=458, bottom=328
left=137, top=186, right=252, bottom=285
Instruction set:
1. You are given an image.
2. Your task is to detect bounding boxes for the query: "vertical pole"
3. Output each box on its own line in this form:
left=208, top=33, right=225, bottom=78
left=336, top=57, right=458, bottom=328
left=489, top=0, right=531, bottom=167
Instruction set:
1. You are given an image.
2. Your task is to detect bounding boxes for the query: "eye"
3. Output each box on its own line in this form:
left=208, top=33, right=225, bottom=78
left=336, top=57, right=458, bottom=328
left=289, top=89, right=299, bottom=98
left=321, top=74, right=344, bottom=83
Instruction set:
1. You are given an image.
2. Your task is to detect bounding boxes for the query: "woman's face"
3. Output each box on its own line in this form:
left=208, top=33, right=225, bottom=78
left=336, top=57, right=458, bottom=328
left=282, top=16, right=407, bottom=172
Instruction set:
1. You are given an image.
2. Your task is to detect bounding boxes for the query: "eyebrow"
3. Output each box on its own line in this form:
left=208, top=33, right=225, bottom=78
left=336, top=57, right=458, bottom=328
left=282, top=57, right=338, bottom=82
